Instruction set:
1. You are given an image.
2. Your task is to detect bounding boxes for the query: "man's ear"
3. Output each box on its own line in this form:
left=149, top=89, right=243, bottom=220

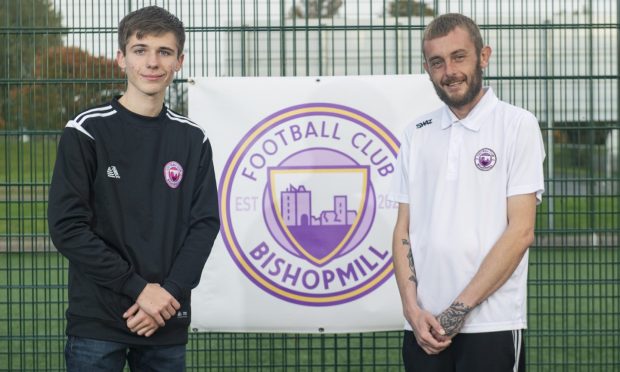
left=175, top=53, right=185, bottom=72
left=479, top=46, right=492, bottom=69
left=116, top=50, right=126, bottom=70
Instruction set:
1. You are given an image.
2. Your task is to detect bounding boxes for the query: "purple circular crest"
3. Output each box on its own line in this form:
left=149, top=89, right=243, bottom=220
left=474, top=148, right=497, bottom=171
left=219, top=103, right=399, bottom=306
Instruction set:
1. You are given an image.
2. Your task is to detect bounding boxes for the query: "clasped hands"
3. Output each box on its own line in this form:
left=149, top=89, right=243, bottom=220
left=408, top=301, right=472, bottom=355
left=122, top=283, right=181, bottom=337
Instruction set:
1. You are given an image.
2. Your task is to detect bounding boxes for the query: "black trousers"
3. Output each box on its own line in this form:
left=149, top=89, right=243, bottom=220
left=402, top=329, right=525, bottom=372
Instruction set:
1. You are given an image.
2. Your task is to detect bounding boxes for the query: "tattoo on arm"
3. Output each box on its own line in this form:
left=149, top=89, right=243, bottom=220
left=437, top=302, right=472, bottom=337
left=402, top=239, right=418, bottom=286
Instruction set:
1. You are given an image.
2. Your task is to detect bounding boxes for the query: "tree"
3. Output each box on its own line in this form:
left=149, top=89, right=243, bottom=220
left=388, top=0, right=435, bottom=17
left=289, top=0, right=343, bottom=19
left=0, top=0, right=64, bottom=129
left=9, top=46, right=124, bottom=129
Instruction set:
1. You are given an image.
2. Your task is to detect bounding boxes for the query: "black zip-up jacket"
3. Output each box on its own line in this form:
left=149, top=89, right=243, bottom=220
left=48, top=98, right=220, bottom=345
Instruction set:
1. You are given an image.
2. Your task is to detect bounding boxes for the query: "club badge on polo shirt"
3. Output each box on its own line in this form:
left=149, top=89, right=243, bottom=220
left=474, top=148, right=497, bottom=171
left=164, top=161, right=184, bottom=188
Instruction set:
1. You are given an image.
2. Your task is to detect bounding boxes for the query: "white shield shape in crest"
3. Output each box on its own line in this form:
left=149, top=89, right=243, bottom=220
left=267, top=165, right=370, bottom=267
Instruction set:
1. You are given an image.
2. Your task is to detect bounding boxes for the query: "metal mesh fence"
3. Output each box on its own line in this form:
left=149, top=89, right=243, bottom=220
left=1, top=0, right=618, bottom=370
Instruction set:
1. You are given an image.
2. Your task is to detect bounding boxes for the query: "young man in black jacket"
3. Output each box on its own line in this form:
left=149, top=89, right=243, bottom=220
left=48, top=6, right=220, bottom=371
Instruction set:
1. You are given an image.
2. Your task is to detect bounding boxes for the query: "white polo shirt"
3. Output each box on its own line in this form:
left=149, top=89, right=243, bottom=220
left=389, top=87, right=545, bottom=333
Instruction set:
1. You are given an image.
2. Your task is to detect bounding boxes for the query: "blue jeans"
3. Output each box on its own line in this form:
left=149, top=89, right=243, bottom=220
left=65, top=335, right=186, bottom=372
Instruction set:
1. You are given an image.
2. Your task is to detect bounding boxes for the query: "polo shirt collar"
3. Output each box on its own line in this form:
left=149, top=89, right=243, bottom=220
left=440, top=87, right=499, bottom=131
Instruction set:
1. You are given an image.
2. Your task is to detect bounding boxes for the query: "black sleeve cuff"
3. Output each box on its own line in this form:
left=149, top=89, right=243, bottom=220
left=121, top=273, right=148, bottom=301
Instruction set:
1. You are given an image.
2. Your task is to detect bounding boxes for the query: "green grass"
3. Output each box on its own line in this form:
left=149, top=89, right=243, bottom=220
left=537, top=194, right=620, bottom=232
left=551, top=144, right=610, bottom=178
left=1, top=249, right=618, bottom=371
left=528, top=248, right=620, bottom=371
left=0, top=134, right=58, bottom=184
left=1, top=135, right=58, bottom=238
left=0, top=252, right=67, bottom=371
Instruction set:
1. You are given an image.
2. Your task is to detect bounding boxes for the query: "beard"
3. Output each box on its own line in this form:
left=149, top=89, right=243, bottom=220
left=432, top=62, right=483, bottom=109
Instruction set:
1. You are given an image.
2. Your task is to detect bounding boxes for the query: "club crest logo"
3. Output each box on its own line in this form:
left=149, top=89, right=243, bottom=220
left=164, top=161, right=184, bottom=188
left=474, top=148, right=497, bottom=171
left=219, top=103, right=399, bottom=306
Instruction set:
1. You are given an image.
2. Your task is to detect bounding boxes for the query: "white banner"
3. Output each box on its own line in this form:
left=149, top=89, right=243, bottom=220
left=189, top=75, right=441, bottom=333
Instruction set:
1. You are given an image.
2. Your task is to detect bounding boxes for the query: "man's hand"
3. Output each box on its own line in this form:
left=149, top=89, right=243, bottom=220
left=136, top=283, right=181, bottom=326
left=123, top=303, right=159, bottom=337
left=406, top=306, right=451, bottom=355
left=393, top=204, right=450, bottom=355
left=434, top=301, right=473, bottom=341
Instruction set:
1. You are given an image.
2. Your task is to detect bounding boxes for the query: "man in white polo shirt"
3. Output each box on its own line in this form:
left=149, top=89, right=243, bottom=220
left=390, top=13, right=545, bottom=371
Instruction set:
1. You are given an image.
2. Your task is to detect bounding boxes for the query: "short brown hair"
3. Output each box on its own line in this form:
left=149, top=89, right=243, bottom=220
left=423, top=13, right=483, bottom=57
left=118, top=6, right=185, bottom=56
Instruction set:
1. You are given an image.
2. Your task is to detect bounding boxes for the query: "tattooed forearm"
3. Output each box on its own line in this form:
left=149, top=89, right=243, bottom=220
left=436, top=302, right=472, bottom=337
left=403, top=239, right=418, bottom=286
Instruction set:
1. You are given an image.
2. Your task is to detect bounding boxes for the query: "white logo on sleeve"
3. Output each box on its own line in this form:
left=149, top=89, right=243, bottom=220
left=106, top=166, right=121, bottom=179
